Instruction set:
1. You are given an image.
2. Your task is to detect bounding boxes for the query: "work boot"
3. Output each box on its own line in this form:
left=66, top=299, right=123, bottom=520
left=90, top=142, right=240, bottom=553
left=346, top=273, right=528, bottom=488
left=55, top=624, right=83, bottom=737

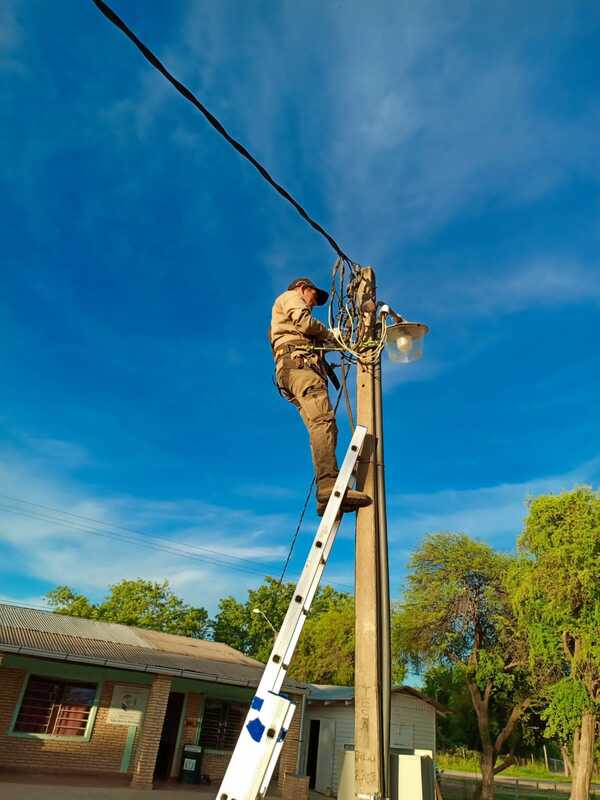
left=316, top=487, right=372, bottom=516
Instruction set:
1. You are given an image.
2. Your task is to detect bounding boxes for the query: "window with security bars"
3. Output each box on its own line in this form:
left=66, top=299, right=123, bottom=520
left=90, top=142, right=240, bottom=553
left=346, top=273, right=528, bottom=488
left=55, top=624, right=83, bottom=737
left=199, top=699, right=248, bottom=750
left=14, top=676, right=97, bottom=737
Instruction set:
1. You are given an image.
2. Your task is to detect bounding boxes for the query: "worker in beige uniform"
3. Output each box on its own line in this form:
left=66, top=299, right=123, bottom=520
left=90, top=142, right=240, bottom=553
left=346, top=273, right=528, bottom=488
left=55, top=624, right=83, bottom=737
left=270, top=278, right=371, bottom=515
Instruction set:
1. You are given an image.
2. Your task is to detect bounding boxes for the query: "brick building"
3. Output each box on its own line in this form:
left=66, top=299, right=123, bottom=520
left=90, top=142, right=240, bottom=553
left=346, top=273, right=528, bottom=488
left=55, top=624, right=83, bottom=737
left=0, top=603, right=306, bottom=791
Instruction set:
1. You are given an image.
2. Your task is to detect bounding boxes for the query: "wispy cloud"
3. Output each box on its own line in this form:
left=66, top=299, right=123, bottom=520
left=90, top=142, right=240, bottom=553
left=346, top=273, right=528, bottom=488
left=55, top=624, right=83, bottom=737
left=388, top=455, right=600, bottom=548
left=0, top=438, right=298, bottom=613
left=422, top=259, right=600, bottom=318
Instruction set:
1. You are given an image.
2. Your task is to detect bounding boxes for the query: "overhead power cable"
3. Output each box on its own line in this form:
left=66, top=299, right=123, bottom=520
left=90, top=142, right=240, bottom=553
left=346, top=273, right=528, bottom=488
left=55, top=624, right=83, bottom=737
left=0, top=493, right=278, bottom=573
left=90, top=0, right=353, bottom=264
left=0, top=497, right=354, bottom=592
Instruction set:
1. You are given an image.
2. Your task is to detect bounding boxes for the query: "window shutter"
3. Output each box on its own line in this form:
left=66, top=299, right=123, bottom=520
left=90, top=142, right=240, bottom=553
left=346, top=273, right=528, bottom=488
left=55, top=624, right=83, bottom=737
left=14, top=676, right=96, bottom=737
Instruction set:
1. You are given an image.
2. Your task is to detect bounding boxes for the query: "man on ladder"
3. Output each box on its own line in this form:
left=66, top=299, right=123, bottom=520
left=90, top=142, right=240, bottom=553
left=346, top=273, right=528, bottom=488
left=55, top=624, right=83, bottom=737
left=270, top=277, right=371, bottom=515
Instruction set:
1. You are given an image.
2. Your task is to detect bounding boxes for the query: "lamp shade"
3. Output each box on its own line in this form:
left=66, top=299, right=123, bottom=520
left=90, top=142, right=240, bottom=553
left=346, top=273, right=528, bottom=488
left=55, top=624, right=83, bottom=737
left=386, top=321, right=429, bottom=364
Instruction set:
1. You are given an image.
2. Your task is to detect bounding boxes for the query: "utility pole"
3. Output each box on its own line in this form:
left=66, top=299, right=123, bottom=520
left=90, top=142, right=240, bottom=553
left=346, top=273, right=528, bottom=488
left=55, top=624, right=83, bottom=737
left=354, top=266, right=391, bottom=799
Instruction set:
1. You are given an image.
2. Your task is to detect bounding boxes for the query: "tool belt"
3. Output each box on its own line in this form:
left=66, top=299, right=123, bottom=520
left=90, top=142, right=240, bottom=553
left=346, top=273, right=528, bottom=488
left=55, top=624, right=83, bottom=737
left=273, top=339, right=340, bottom=391
left=273, top=339, right=312, bottom=360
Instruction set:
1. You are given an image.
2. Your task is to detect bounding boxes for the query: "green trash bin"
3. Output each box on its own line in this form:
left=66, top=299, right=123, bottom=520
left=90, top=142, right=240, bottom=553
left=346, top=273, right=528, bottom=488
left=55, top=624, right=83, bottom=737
left=181, top=744, right=203, bottom=784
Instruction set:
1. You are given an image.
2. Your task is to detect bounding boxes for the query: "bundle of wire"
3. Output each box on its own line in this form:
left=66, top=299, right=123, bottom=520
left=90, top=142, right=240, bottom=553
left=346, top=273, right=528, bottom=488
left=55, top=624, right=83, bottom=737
left=327, top=258, right=387, bottom=365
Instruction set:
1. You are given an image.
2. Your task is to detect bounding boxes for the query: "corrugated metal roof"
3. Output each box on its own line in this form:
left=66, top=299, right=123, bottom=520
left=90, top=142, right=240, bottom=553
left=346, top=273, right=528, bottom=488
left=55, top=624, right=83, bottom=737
left=307, top=683, right=447, bottom=713
left=0, top=605, right=148, bottom=646
left=0, top=604, right=305, bottom=692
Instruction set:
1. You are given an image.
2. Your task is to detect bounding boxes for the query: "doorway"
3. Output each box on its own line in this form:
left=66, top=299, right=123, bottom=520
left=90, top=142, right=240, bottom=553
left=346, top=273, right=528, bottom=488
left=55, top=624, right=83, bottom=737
left=306, top=718, right=336, bottom=792
left=154, top=692, right=185, bottom=780
left=306, top=719, right=320, bottom=789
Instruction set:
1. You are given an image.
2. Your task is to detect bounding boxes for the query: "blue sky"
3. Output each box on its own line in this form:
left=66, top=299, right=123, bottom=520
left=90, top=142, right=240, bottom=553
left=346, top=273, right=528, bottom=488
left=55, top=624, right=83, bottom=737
left=1, top=0, right=600, bottom=619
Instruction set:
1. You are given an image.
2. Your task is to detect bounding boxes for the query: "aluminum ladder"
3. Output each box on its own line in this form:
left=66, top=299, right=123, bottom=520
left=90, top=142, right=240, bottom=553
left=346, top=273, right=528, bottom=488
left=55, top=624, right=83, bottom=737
left=216, top=425, right=368, bottom=800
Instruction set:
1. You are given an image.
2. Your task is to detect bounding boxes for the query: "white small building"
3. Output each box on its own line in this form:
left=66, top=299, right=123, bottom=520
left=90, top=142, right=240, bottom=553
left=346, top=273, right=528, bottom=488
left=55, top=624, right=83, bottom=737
left=299, top=685, right=445, bottom=795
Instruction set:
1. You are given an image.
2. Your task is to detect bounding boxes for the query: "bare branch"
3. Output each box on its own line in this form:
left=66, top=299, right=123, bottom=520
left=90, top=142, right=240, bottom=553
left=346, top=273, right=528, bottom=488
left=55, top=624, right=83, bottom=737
left=494, top=755, right=516, bottom=775
left=494, top=699, right=531, bottom=755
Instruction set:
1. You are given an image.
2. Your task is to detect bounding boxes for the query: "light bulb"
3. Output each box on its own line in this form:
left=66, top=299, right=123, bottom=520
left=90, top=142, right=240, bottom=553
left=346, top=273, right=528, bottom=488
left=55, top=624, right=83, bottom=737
left=395, top=335, right=412, bottom=352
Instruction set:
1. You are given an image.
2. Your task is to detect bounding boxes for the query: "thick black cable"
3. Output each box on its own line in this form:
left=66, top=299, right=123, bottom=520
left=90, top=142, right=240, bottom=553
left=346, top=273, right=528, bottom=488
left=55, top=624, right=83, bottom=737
left=91, top=0, right=353, bottom=264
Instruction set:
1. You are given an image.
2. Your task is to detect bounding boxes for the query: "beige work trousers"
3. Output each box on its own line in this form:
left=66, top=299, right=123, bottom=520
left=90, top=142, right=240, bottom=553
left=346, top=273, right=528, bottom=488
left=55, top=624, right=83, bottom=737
left=277, top=361, right=338, bottom=494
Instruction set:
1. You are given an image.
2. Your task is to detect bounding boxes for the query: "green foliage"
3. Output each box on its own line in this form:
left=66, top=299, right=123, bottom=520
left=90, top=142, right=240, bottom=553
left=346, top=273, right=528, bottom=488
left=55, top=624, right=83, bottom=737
left=395, top=532, right=535, bottom=796
left=424, top=665, right=481, bottom=750
left=393, top=533, right=518, bottom=684
left=509, top=488, right=600, bottom=739
left=45, top=579, right=209, bottom=638
left=290, top=595, right=356, bottom=684
left=45, top=586, right=97, bottom=619
left=211, top=576, right=356, bottom=684
left=211, top=576, right=295, bottom=663
left=541, top=678, right=593, bottom=743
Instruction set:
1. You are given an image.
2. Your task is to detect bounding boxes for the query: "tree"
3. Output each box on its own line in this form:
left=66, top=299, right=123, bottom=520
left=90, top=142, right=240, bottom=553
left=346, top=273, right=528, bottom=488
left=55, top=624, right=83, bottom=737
left=46, top=586, right=97, bottom=619
left=46, top=578, right=209, bottom=638
left=211, top=576, right=356, bottom=683
left=509, top=488, right=600, bottom=800
left=394, top=533, right=533, bottom=800
left=290, top=595, right=355, bottom=684
left=423, top=664, right=481, bottom=751
left=211, top=577, right=295, bottom=663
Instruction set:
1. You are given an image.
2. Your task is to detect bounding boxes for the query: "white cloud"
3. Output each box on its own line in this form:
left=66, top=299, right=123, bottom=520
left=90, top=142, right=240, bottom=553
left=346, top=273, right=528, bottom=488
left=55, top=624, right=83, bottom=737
left=388, top=455, right=600, bottom=547
left=0, top=439, right=301, bottom=614
left=422, top=259, right=600, bottom=318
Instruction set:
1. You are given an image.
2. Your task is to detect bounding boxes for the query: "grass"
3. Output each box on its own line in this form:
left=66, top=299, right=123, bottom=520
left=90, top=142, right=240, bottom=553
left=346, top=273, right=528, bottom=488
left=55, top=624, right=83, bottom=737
left=437, top=751, right=600, bottom=784
left=437, top=751, right=567, bottom=780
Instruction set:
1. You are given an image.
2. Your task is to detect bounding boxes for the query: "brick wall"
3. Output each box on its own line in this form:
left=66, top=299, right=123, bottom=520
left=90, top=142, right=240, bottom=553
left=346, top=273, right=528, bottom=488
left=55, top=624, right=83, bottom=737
left=201, top=750, right=230, bottom=782
left=277, top=691, right=303, bottom=789
left=130, top=675, right=172, bottom=789
left=181, top=692, right=203, bottom=747
left=0, top=666, right=144, bottom=776
left=282, top=772, right=310, bottom=800
left=198, top=691, right=304, bottom=789
left=0, top=662, right=305, bottom=790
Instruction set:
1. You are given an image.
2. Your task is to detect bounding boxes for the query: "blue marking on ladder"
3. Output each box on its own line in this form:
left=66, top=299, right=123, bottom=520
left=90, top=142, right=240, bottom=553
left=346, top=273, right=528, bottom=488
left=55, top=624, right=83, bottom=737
left=246, top=717, right=265, bottom=743
left=251, top=695, right=264, bottom=711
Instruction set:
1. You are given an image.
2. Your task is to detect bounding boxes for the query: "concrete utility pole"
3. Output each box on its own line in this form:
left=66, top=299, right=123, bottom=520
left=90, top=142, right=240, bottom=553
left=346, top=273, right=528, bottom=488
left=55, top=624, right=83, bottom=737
left=354, top=267, right=391, bottom=800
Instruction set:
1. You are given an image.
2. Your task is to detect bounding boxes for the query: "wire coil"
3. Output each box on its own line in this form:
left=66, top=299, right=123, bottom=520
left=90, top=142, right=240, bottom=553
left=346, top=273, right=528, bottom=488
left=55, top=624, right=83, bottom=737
left=327, top=258, right=387, bottom=365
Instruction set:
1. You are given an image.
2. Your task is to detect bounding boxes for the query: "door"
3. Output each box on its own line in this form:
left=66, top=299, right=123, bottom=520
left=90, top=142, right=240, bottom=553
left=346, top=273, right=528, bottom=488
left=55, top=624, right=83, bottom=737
left=306, top=719, right=320, bottom=789
left=154, top=692, right=185, bottom=780
left=314, top=719, right=336, bottom=793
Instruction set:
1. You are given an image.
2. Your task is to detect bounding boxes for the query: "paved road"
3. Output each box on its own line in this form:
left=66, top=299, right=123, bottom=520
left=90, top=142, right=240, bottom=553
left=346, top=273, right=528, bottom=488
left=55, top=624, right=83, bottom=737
left=443, top=768, right=600, bottom=794
left=0, top=775, right=315, bottom=800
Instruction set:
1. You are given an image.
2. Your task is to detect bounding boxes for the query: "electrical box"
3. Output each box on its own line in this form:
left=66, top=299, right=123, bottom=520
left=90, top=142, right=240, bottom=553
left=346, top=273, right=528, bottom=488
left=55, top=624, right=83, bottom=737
left=337, top=750, right=435, bottom=800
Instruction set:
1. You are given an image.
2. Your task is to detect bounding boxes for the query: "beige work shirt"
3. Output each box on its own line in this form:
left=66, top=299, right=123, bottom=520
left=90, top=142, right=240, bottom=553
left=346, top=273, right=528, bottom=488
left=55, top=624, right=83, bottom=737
left=270, top=290, right=331, bottom=354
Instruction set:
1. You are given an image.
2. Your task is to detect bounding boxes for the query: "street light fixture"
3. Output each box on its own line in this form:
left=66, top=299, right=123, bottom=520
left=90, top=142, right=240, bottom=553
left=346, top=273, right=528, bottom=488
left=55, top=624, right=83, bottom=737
left=378, top=303, right=429, bottom=364
left=252, top=607, right=277, bottom=635
left=386, top=321, right=429, bottom=363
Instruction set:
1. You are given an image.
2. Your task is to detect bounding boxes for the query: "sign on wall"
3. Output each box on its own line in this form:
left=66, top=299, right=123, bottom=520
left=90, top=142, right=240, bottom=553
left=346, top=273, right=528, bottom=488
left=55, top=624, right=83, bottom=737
left=107, top=685, right=149, bottom=726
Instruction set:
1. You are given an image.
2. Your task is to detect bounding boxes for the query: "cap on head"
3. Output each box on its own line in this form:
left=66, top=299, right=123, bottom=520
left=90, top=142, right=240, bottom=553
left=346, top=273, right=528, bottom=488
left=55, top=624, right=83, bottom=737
left=287, top=277, right=328, bottom=306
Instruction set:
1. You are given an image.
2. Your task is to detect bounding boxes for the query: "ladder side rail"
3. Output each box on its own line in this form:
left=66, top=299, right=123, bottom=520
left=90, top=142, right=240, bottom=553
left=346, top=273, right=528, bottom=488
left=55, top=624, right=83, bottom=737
left=256, top=511, right=342, bottom=695
left=256, top=426, right=366, bottom=695
left=217, top=692, right=294, bottom=800
left=258, top=703, right=297, bottom=798
left=274, top=517, right=343, bottom=691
